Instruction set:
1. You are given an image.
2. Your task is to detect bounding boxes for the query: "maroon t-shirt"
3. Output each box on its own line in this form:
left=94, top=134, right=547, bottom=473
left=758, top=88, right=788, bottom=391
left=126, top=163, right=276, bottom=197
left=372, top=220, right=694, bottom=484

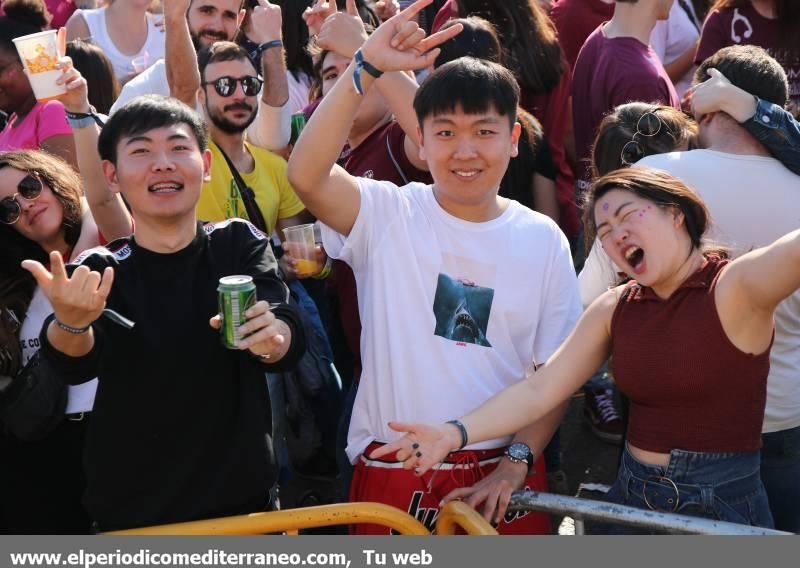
left=696, top=5, right=800, bottom=117
left=572, top=25, right=680, bottom=184
left=521, top=71, right=581, bottom=238
left=333, top=121, right=432, bottom=382
left=551, top=0, right=615, bottom=69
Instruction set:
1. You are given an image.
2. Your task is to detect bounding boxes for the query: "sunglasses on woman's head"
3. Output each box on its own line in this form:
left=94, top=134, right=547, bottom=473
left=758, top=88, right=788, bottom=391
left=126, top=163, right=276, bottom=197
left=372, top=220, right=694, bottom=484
left=0, top=174, right=43, bottom=225
left=620, top=111, right=666, bottom=166
left=202, top=75, right=263, bottom=97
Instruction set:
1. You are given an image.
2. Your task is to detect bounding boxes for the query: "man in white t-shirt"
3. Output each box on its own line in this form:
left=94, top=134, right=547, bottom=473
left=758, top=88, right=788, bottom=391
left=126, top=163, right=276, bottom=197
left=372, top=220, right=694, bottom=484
left=580, top=45, right=800, bottom=532
left=111, top=0, right=291, bottom=150
left=288, top=3, right=580, bottom=534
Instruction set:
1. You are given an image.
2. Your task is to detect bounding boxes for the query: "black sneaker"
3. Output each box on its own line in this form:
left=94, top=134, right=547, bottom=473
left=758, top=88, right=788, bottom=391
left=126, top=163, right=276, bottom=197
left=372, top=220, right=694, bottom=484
left=583, top=388, right=624, bottom=444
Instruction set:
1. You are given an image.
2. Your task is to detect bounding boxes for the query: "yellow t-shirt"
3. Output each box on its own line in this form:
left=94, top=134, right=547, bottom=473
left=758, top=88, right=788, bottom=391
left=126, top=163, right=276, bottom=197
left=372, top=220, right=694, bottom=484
left=197, top=140, right=305, bottom=234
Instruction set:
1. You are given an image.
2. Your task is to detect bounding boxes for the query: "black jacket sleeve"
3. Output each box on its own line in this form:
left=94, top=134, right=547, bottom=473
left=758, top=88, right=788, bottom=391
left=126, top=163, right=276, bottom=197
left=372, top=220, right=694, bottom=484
left=38, top=313, right=104, bottom=386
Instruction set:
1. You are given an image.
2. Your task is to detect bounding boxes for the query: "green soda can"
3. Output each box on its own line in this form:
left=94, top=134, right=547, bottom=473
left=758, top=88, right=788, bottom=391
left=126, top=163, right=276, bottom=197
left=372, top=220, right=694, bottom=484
left=218, top=275, right=257, bottom=349
left=290, top=112, right=306, bottom=146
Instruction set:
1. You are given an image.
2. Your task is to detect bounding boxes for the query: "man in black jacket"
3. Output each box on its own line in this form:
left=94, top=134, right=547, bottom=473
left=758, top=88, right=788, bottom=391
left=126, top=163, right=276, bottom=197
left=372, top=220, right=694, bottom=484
left=23, top=96, right=305, bottom=531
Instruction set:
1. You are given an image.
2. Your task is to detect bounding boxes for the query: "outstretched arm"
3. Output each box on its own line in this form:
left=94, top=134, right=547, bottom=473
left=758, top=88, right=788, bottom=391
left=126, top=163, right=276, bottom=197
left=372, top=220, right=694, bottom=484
left=287, top=0, right=460, bottom=235
left=721, top=229, right=800, bottom=315
left=372, top=288, right=617, bottom=474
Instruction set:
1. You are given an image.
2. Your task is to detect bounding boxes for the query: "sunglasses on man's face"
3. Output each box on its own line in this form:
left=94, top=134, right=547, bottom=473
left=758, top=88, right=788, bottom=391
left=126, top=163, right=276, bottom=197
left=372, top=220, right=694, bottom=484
left=0, top=174, right=43, bottom=225
left=202, top=75, right=263, bottom=97
left=620, top=111, right=666, bottom=166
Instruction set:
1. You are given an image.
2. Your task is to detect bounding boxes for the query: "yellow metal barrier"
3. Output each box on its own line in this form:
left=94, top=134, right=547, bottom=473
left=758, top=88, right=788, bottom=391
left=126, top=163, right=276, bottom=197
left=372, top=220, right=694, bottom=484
left=435, top=502, right=498, bottom=535
left=108, top=503, right=430, bottom=536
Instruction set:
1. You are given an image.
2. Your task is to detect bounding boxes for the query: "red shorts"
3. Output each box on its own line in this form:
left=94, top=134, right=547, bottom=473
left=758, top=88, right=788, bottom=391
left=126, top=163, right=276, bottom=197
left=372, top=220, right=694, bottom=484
left=349, top=442, right=550, bottom=534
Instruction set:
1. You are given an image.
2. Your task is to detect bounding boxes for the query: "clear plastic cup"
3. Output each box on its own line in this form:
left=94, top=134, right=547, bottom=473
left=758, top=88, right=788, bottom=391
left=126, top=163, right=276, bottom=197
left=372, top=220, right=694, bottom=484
left=282, top=223, right=320, bottom=277
left=12, top=30, right=66, bottom=102
left=132, top=52, right=149, bottom=74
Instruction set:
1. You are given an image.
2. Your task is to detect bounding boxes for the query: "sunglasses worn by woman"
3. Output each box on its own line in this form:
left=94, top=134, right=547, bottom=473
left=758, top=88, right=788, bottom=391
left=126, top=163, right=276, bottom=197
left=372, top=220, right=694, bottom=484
left=0, top=173, right=43, bottom=225
left=371, top=168, right=800, bottom=532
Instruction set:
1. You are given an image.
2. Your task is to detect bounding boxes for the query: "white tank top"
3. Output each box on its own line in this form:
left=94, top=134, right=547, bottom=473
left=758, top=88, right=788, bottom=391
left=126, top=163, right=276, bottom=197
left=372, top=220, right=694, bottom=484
left=78, top=7, right=165, bottom=81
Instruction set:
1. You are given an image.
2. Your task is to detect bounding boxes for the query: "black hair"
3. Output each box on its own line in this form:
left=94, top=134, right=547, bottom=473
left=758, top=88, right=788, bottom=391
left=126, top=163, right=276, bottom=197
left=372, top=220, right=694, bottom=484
left=272, top=0, right=314, bottom=80
left=434, top=16, right=502, bottom=68
left=414, top=57, right=519, bottom=129
left=2, top=0, right=50, bottom=30
left=0, top=16, right=41, bottom=58
left=455, top=0, right=564, bottom=95
left=197, top=40, right=255, bottom=80
left=694, top=44, right=788, bottom=107
left=98, top=95, right=209, bottom=164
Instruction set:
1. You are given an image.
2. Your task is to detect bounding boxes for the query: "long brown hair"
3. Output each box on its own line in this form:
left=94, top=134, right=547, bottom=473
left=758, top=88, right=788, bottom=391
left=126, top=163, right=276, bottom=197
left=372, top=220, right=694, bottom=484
left=0, top=151, right=84, bottom=376
left=456, top=0, right=565, bottom=94
left=710, top=0, right=800, bottom=51
left=583, top=168, right=712, bottom=254
left=66, top=40, right=120, bottom=115
left=591, top=102, right=698, bottom=179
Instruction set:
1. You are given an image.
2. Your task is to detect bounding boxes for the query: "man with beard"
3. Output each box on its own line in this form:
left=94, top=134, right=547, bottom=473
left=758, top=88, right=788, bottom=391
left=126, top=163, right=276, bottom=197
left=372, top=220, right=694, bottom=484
left=195, top=41, right=311, bottom=235
left=110, top=0, right=291, bottom=151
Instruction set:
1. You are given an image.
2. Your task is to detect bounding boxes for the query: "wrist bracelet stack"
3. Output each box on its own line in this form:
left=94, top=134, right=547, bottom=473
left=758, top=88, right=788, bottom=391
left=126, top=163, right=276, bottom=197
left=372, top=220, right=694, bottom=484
left=446, top=419, right=469, bottom=450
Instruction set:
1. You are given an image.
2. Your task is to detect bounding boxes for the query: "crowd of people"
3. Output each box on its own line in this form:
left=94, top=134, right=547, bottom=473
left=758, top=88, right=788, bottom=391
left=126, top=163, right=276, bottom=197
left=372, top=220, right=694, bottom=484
left=0, top=0, right=799, bottom=536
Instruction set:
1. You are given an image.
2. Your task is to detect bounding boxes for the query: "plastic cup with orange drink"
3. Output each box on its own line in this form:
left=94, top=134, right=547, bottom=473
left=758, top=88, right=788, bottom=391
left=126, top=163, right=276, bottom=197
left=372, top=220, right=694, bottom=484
left=282, top=223, right=321, bottom=278
left=12, top=30, right=66, bottom=102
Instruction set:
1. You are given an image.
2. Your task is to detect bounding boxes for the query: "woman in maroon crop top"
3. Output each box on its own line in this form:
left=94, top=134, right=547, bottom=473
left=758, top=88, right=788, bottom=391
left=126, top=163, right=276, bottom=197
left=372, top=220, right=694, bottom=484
left=373, top=167, right=800, bottom=531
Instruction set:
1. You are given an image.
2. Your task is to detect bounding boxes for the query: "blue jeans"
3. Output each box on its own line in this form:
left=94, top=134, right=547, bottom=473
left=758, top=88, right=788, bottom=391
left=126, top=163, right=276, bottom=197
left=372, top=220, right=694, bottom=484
left=600, top=445, right=774, bottom=534
left=761, top=425, right=800, bottom=533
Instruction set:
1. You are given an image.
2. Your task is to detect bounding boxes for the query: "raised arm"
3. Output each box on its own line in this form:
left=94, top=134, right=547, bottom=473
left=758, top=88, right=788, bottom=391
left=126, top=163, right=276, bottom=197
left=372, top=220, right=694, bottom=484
left=164, top=0, right=203, bottom=108
left=690, top=68, right=800, bottom=175
left=316, top=3, right=427, bottom=170
left=287, top=0, right=458, bottom=235
left=58, top=58, right=133, bottom=241
left=371, top=288, right=617, bottom=473
left=244, top=0, right=292, bottom=151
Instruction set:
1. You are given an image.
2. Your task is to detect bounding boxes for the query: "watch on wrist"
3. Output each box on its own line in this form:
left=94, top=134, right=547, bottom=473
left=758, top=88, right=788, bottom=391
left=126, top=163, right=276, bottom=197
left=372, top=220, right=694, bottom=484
left=504, top=442, right=534, bottom=474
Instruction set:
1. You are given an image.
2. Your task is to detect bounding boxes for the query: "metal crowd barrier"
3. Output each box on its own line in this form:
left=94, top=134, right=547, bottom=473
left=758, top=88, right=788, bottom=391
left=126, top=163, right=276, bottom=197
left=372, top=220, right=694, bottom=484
left=507, top=490, right=793, bottom=535
left=436, top=502, right=498, bottom=535
left=108, top=503, right=430, bottom=536
left=108, top=502, right=499, bottom=536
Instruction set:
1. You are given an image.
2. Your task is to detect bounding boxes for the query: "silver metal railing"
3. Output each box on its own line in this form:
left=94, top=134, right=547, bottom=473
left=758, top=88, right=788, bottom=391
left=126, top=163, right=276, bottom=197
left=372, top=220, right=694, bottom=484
left=507, top=491, right=793, bottom=535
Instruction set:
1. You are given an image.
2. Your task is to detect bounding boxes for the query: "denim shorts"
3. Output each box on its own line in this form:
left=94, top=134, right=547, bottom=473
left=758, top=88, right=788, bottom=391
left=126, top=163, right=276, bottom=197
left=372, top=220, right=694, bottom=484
left=600, top=445, right=774, bottom=534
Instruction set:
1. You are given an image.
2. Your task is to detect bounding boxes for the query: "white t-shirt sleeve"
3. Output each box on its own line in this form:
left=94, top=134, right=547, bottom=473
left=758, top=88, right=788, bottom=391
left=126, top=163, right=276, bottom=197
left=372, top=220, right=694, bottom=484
left=532, top=228, right=582, bottom=365
left=320, top=177, right=407, bottom=271
left=578, top=240, right=620, bottom=308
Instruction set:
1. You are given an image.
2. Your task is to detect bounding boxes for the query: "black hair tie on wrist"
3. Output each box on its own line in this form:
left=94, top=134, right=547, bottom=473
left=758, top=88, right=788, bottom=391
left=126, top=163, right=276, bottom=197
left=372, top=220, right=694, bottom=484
left=446, top=419, right=469, bottom=450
